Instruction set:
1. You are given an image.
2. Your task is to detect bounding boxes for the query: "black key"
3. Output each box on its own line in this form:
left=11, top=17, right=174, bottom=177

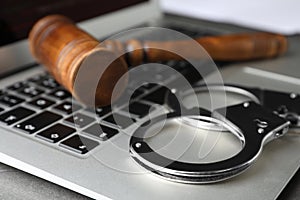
left=59, top=135, right=99, bottom=154
left=36, top=124, right=75, bottom=143
left=171, top=61, right=203, bottom=85
left=27, top=73, right=48, bottom=83
left=83, top=123, right=119, bottom=141
left=37, top=77, right=60, bottom=89
left=0, top=107, right=3, bottom=112
left=172, top=61, right=190, bottom=71
left=141, top=86, right=169, bottom=105
left=28, top=97, right=55, bottom=109
left=14, top=111, right=62, bottom=134
left=139, top=83, right=158, bottom=90
left=49, top=88, right=71, bottom=100
left=131, top=89, right=144, bottom=99
left=7, top=82, right=27, bottom=91
left=0, top=94, right=25, bottom=107
left=103, top=113, right=136, bottom=129
left=114, top=88, right=145, bottom=105
left=163, top=60, right=177, bottom=68
left=17, top=86, right=44, bottom=97
left=65, top=113, right=94, bottom=128
left=0, top=90, right=5, bottom=96
left=85, top=105, right=111, bottom=117
left=54, top=101, right=82, bottom=115
left=124, top=102, right=151, bottom=118
left=0, top=107, right=35, bottom=125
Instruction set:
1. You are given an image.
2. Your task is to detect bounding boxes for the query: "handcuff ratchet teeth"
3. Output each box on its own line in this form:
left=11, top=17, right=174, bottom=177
left=129, top=84, right=299, bottom=184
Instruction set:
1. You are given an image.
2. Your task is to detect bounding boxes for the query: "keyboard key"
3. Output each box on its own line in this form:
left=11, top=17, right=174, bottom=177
left=85, top=105, right=112, bottom=117
left=49, top=89, right=71, bottom=100
left=59, top=135, right=99, bottom=154
left=17, top=86, right=44, bottom=97
left=28, top=97, right=55, bottom=109
left=172, top=61, right=189, bottom=71
left=141, top=86, right=169, bottom=105
left=65, top=113, right=94, bottom=128
left=130, top=89, right=144, bottom=99
left=14, top=111, right=62, bottom=134
left=0, top=94, right=25, bottom=107
left=103, top=113, right=136, bottom=129
left=0, top=107, right=3, bottom=112
left=0, top=90, right=5, bottom=96
left=83, top=123, right=119, bottom=141
left=172, top=61, right=203, bottom=85
left=54, top=101, right=82, bottom=115
left=7, top=82, right=27, bottom=91
left=139, top=83, right=158, bottom=90
left=124, top=102, right=151, bottom=118
left=114, top=88, right=145, bottom=105
left=0, top=107, right=35, bottom=125
left=36, top=124, right=75, bottom=143
left=37, top=77, right=60, bottom=89
left=27, top=73, right=48, bottom=83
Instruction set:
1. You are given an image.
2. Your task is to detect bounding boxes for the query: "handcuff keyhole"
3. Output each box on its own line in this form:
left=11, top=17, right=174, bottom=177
left=254, top=119, right=268, bottom=134
left=277, top=105, right=288, bottom=114
left=254, top=119, right=268, bottom=128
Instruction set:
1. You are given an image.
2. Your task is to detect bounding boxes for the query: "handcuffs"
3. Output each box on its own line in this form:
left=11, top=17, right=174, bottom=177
left=129, top=84, right=300, bottom=184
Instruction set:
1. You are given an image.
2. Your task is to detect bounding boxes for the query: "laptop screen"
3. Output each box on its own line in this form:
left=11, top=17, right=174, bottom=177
left=0, top=0, right=148, bottom=46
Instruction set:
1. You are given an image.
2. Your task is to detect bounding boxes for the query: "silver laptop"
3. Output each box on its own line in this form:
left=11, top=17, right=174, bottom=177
left=0, top=0, right=299, bottom=199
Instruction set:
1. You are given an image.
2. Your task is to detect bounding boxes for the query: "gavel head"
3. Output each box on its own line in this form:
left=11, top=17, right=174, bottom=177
left=29, top=15, right=128, bottom=107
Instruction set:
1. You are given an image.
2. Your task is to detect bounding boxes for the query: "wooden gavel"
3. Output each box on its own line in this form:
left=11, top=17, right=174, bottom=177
left=29, top=15, right=288, bottom=106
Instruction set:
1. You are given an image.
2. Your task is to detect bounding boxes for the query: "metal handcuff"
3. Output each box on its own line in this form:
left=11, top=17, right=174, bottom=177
left=129, top=84, right=300, bottom=184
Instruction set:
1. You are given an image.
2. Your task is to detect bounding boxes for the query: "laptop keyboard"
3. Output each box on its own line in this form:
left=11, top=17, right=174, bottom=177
left=0, top=25, right=220, bottom=157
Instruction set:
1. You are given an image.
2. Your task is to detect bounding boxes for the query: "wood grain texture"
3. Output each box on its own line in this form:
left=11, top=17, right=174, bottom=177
left=29, top=15, right=128, bottom=106
left=29, top=15, right=288, bottom=106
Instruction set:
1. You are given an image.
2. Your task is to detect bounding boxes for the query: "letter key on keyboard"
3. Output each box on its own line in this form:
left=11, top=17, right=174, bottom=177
left=14, top=111, right=62, bottom=134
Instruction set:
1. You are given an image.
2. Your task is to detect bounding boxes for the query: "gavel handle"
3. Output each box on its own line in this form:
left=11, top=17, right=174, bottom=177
left=29, top=15, right=288, bottom=106
left=121, top=33, right=287, bottom=66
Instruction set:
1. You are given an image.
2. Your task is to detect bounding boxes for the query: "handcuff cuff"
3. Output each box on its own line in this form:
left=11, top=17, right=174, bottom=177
left=129, top=84, right=300, bottom=184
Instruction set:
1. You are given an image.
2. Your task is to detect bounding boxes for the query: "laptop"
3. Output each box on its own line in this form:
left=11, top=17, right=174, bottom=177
left=0, top=0, right=299, bottom=199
